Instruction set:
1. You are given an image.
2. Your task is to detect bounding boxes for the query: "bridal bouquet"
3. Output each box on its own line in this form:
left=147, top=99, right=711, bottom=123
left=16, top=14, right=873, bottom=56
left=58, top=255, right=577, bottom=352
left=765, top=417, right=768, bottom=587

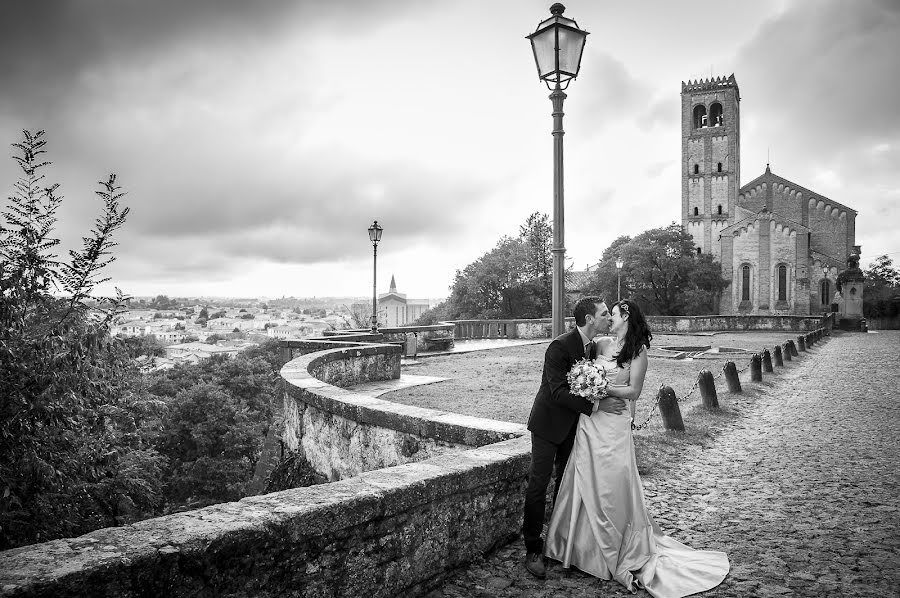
left=567, top=358, right=609, bottom=403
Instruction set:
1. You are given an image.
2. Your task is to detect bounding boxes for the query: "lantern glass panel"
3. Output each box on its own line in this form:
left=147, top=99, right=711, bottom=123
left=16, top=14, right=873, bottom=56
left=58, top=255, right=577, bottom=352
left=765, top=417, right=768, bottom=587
left=529, top=27, right=558, bottom=79
left=556, top=27, right=586, bottom=76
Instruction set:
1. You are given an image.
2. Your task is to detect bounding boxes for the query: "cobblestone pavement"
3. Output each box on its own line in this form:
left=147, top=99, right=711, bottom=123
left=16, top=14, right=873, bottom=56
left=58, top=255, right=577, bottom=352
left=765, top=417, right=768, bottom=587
left=426, top=331, right=900, bottom=597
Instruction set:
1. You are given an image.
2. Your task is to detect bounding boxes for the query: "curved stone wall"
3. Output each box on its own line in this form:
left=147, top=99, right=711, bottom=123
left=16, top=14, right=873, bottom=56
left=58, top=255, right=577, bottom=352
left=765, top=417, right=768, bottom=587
left=281, top=342, right=523, bottom=480
left=0, top=341, right=531, bottom=598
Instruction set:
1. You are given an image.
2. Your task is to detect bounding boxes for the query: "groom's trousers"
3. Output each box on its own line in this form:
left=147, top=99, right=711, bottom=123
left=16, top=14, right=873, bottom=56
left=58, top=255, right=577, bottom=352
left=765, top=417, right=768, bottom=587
left=522, top=426, right=577, bottom=554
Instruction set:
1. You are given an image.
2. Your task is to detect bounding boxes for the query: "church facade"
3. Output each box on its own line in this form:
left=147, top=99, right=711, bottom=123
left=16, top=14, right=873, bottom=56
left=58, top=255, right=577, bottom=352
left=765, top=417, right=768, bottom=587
left=681, top=75, right=859, bottom=316
left=376, top=276, right=430, bottom=328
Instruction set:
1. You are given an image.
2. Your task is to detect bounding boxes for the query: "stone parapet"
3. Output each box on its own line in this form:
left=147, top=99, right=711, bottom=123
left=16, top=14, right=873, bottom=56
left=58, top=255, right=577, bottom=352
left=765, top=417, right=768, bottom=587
left=0, top=436, right=531, bottom=598
left=0, top=341, right=530, bottom=597
left=280, top=343, right=523, bottom=479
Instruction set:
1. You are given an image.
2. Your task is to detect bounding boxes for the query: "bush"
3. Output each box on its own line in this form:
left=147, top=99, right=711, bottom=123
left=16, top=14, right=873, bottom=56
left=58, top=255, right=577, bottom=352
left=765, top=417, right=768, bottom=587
left=0, top=130, right=164, bottom=548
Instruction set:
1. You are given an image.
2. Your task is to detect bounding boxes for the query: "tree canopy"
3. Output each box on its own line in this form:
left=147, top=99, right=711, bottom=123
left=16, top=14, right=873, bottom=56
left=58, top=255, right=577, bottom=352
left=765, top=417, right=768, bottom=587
left=419, top=212, right=553, bottom=321
left=863, top=255, right=900, bottom=319
left=592, top=223, right=728, bottom=315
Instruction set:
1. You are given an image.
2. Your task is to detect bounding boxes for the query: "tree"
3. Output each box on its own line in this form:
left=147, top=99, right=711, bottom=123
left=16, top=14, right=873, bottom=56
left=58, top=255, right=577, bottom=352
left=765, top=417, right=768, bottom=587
left=594, top=224, right=728, bottom=315
left=414, top=300, right=452, bottom=325
left=339, top=303, right=371, bottom=329
left=0, top=130, right=164, bottom=548
left=863, top=255, right=900, bottom=319
left=119, top=334, right=166, bottom=357
left=439, top=213, right=554, bottom=320
left=149, top=340, right=285, bottom=506
left=519, top=211, right=552, bottom=313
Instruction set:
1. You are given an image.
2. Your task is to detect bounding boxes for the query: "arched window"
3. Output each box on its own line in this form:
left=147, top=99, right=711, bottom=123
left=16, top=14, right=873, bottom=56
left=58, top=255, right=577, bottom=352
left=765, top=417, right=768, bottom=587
left=741, top=265, right=751, bottom=302
left=777, top=264, right=787, bottom=301
left=717, top=162, right=723, bottom=172
left=693, top=207, right=699, bottom=216
left=693, top=104, right=708, bottom=129
left=710, top=102, right=723, bottom=126
left=717, top=205, right=723, bottom=215
left=694, top=164, right=699, bottom=174
left=697, top=247, right=702, bottom=255
left=820, top=279, right=831, bottom=307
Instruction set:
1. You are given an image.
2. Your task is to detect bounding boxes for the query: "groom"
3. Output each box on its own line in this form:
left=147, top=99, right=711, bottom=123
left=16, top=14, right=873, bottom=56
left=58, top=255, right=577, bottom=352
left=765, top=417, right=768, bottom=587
left=522, top=296, right=626, bottom=579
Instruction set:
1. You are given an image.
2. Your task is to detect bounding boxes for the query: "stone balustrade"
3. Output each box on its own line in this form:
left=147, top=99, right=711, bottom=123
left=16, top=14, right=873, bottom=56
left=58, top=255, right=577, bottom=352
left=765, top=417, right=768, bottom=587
left=450, top=314, right=828, bottom=340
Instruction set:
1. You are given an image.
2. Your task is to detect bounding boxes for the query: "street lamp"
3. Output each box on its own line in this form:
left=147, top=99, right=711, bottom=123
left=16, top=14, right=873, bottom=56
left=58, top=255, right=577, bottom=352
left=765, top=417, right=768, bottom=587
left=822, top=265, right=829, bottom=313
left=368, top=220, right=383, bottom=332
left=527, top=3, right=589, bottom=337
left=615, top=258, right=624, bottom=302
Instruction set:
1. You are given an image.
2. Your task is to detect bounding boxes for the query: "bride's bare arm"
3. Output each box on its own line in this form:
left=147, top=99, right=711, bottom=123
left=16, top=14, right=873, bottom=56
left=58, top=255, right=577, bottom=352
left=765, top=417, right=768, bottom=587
left=605, top=349, right=648, bottom=402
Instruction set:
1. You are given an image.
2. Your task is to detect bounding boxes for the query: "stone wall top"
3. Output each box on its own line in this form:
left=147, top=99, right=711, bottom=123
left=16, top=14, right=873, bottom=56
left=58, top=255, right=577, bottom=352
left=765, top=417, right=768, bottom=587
left=282, top=345, right=525, bottom=448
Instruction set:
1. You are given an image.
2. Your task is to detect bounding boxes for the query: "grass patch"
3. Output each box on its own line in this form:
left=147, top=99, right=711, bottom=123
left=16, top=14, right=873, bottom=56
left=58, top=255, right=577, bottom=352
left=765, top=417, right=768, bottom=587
left=387, top=331, right=805, bottom=477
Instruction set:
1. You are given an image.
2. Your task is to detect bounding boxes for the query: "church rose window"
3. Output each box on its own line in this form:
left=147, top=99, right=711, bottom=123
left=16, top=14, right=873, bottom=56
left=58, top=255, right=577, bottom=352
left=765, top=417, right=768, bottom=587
left=741, top=265, right=751, bottom=301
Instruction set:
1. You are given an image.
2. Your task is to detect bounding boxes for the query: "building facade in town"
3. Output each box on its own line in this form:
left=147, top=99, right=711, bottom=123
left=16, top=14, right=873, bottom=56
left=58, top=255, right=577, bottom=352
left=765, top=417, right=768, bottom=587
left=681, top=74, right=858, bottom=315
left=376, top=276, right=430, bottom=328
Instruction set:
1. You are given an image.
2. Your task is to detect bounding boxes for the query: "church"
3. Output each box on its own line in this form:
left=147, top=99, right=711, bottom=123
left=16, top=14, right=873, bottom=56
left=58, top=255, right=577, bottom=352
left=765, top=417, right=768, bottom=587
left=681, top=74, right=859, bottom=316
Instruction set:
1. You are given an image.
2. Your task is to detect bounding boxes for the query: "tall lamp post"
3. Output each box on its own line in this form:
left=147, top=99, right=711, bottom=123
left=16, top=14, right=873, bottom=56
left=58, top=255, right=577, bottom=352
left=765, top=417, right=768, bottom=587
left=615, top=258, right=624, bottom=302
left=527, top=3, right=589, bottom=337
left=822, top=265, right=829, bottom=314
left=368, top=220, right=383, bottom=332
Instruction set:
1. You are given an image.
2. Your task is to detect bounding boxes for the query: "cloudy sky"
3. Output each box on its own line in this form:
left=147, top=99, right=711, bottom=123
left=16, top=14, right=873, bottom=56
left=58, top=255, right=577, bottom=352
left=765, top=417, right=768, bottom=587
left=2, top=0, right=898, bottom=301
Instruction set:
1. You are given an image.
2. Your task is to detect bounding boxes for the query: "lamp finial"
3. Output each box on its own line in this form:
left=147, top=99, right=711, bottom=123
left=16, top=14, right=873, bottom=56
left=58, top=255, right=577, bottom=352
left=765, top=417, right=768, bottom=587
left=550, top=3, right=565, bottom=16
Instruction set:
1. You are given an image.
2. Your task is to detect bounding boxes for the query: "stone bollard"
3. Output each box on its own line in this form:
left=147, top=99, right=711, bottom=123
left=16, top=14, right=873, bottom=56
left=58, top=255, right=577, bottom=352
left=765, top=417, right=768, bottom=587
left=657, top=385, right=684, bottom=431
left=783, top=342, right=793, bottom=361
left=723, top=360, right=742, bottom=393
left=762, top=348, right=773, bottom=372
left=797, top=335, right=806, bottom=352
left=750, top=353, right=763, bottom=382
left=698, top=369, right=719, bottom=409
left=805, top=332, right=813, bottom=347
left=773, top=345, right=784, bottom=367
left=788, top=339, right=799, bottom=357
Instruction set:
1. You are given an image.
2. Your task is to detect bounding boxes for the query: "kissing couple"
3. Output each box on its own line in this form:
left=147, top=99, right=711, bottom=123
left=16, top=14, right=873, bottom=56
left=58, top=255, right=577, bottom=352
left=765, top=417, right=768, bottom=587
left=522, top=297, right=729, bottom=596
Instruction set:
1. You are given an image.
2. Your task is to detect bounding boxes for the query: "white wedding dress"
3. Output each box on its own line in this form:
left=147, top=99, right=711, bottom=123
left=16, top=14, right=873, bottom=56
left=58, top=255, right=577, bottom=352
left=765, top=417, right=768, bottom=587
left=544, top=356, right=729, bottom=597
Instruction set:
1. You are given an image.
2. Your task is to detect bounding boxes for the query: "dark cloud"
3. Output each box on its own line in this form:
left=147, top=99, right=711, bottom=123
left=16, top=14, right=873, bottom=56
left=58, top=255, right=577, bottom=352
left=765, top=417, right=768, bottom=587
left=734, top=0, right=900, bottom=153
left=731, top=0, right=900, bottom=248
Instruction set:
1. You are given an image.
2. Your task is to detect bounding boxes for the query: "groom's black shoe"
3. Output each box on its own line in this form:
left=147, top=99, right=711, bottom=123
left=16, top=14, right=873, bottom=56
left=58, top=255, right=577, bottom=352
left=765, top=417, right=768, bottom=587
left=524, top=552, right=546, bottom=579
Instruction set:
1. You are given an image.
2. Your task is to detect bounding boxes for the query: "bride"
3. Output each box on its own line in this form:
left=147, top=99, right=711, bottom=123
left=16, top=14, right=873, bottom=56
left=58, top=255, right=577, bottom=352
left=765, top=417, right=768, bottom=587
left=544, top=299, right=729, bottom=597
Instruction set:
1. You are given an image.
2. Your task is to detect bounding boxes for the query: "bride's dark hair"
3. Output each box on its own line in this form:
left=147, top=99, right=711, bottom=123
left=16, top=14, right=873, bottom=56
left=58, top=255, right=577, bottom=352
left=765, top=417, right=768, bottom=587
left=614, top=299, right=652, bottom=368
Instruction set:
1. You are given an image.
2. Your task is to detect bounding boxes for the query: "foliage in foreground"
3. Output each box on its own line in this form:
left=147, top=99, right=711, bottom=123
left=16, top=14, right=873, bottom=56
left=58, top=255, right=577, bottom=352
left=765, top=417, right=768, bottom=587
left=0, top=130, right=168, bottom=549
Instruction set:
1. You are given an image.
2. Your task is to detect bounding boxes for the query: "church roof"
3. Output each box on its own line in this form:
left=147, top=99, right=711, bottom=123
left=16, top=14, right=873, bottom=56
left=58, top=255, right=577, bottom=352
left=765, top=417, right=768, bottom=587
left=719, top=207, right=810, bottom=237
left=739, top=165, right=857, bottom=215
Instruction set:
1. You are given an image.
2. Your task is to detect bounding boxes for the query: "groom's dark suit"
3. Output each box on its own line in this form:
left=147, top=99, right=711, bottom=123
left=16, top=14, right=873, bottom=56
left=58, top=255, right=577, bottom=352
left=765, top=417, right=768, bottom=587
left=523, top=327, right=596, bottom=555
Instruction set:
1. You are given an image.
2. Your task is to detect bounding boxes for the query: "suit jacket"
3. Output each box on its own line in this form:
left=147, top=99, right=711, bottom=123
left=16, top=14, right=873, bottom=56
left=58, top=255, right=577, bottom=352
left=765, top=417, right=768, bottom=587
left=527, top=328, right=594, bottom=444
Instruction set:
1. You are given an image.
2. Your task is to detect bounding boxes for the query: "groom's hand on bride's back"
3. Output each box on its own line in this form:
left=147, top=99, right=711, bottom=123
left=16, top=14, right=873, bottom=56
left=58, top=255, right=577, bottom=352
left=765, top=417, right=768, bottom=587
left=593, top=397, right=626, bottom=414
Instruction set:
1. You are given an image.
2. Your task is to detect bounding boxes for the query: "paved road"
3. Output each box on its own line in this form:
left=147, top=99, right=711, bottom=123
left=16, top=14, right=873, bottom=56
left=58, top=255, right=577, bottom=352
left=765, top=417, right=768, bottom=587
left=426, top=331, right=900, bottom=597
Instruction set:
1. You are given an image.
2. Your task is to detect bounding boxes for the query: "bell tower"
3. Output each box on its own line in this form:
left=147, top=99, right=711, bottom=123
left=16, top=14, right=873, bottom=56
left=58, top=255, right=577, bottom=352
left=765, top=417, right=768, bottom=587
left=681, top=74, right=741, bottom=259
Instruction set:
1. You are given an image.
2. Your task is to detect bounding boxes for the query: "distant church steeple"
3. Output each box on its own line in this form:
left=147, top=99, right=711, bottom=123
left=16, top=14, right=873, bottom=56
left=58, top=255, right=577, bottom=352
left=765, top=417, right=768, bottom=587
left=389, top=275, right=397, bottom=294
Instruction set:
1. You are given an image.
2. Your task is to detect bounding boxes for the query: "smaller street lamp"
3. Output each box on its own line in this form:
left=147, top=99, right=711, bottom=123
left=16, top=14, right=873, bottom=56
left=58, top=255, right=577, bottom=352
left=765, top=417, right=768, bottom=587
left=368, top=220, right=383, bottom=332
left=615, top=258, right=624, bottom=302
